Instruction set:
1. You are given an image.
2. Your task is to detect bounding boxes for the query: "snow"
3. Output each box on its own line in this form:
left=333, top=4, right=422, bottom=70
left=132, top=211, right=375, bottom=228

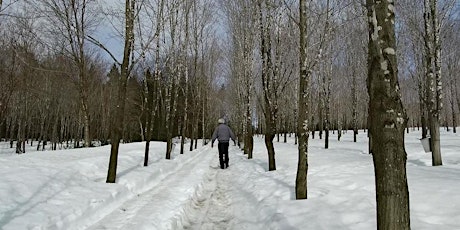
left=1, top=129, right=459, bottom=230
left=384, top=47, right=395, bottom=55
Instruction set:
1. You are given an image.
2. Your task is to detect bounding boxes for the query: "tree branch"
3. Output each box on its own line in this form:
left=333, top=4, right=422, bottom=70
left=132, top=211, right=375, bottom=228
left=86, top=35, right=121, bottom=66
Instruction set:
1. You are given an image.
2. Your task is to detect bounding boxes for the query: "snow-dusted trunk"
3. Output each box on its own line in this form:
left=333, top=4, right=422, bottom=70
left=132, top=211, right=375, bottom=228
left=424, top=0, right=442, bottom=166
left=366, top=1, right=410, bottom=228
left=296, top=0, right=309, bottom=200
left=106, top=0, right=136, bottom=183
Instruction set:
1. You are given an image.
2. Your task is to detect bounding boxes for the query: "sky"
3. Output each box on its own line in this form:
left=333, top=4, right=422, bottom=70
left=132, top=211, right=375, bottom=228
left=0, top=129, right=459, bottom=229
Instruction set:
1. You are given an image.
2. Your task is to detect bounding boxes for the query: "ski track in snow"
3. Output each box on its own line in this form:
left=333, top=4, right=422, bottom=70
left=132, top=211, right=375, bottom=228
left=88, top=146, right=217, bottom=230
left=88, top=146, right=239, bottom=230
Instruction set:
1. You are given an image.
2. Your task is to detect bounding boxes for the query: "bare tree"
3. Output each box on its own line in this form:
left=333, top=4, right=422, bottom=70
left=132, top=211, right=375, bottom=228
left=295, top=0, right=333, bottom=199
left=141, top=0, right=165, bottom=166
left=257, top=0, right=286, bottom=171
left=106, top=0, right=136, bottom=183
left=30, top=0, right=102, bottom=147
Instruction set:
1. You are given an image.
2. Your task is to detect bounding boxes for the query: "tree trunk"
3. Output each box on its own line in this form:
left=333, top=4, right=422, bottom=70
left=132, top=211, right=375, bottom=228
left=419, top=87, right=428, bottom=139
left=352, top=67, right=358, bottom=142
left=366, top=1, right=410, bottom=228
left=424, top=0, right=442, bottom=166
left=450, top=72, right=457, bottom=133
left=165, top=70, right=178, bottom=160
left=106, top=0, right=136, bottom=183
left=258, top=0, right=277, bottom=171
left=429, top=117, right=442, bottom=165
left=244, top=89, right=254, bottom=159
left=453, top=102, right=457, bottom=133
left=144, top=0, right=164, bottom=165
left=296, top=0, right=309, bottom=200
left=81, top=96, right=90, bottom=147
left=180, top=1, right=191, bottom=155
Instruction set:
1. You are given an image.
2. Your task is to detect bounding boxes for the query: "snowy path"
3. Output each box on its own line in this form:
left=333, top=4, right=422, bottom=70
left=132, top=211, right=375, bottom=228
left=171, top=145, right=272, bottom=230
left=88, top=146, right=217, bottom=230
left=87, top=144, right=253, bottom=230
left=173, top=157, right=235, bottom=229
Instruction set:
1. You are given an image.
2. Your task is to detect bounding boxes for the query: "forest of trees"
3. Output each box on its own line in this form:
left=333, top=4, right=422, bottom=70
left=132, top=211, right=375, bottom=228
left=1, top=0, right=459, bottom=227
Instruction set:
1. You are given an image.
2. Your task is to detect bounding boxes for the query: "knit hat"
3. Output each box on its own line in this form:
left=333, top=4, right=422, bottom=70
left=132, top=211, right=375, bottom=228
left=218, top=118, right=225, bottom=124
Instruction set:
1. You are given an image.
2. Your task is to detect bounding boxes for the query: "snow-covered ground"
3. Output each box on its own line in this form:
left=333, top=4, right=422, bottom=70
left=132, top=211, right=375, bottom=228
left=0, top=129, right=459, bottom=230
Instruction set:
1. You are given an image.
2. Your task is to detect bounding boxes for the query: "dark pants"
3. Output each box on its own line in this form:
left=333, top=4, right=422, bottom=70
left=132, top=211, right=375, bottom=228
left=218, top=142, right=229, bottom=169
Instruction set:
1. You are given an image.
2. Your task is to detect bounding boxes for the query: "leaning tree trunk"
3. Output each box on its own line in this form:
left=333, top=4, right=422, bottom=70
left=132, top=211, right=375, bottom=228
left=106, top=0, right=136, bottom=183
left=366, top=1, right=410, bottom=229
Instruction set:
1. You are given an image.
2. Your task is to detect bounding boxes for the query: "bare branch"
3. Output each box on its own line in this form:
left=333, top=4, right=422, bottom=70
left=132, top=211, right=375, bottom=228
left=86, top=34, right=121, bottom=65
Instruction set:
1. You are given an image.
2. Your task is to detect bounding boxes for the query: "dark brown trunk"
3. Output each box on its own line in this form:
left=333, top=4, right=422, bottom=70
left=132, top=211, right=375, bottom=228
left=296, top=0, right=309, bottom=200
left=265, top=133, right=276, bottom=171
left=106, top=0, right=135, bottom=183
left=366, top=1, right=410, bottom=228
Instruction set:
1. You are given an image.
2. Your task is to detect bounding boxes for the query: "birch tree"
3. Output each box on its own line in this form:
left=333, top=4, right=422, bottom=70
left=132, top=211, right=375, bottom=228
left=366, top=0, right=410, bottom=228
left=164, top=0, right=181, bottom=160
left=424, top=0, right=443, bottom=166
left=141, top=0, right=164, bottom=166
left=179, top=0, right=191, bottom=155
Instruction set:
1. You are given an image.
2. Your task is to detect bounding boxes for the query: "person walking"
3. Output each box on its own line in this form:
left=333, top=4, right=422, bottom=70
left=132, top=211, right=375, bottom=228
left=211, top=118, right=236, bottom=169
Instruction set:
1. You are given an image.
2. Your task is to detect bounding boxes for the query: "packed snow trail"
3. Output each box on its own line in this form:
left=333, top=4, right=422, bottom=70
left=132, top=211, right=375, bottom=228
left=170, top=144, right=291, bottom=230
left=88, top=143, right=282, bottom=230
left=88, top=145, right=216, bottom=230
left=170, top=155, right=235, bottom=229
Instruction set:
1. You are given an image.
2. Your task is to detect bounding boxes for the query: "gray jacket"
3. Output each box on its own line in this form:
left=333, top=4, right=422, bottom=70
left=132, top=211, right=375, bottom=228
left=211, top=124, right=236, bottom=144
